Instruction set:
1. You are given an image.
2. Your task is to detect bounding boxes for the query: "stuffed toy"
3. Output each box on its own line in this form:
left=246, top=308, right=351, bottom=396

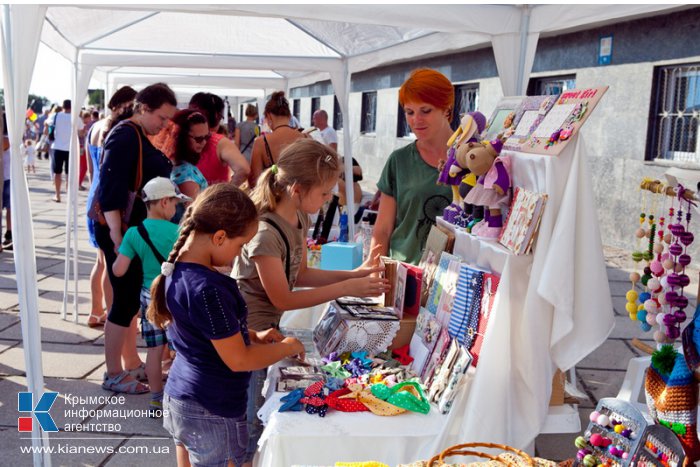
left=462, top=139, right=511, bottom=238
left=438, top=111, right=486, bottom=228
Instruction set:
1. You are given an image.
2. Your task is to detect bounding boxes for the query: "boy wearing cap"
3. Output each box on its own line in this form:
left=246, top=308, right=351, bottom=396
left=112, top=177, right=191, bottom=415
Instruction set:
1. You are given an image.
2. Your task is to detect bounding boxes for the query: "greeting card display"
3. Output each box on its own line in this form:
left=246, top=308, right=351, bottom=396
left=277, top=365, right=325, bottom=392
left=482, top=96, right=525, bottom=141
left=499, top=187, right=548, bottom=255
left=380, top=256, right=398, bottom=307
left=471, top=273, right=499, bottom=367
left=426, top=252, right=461, bottom=315
left=436, top=343, right=472, bottom=415
left=393, top=262, right=408, bottom=319
left=521, top=86, right=608, bottom=156
left=447, top=265, right=484, bottom=348
left=409, top=308, right=443, bottom=376
left=503, top=95, right=559, bottom=152
left=403, top=264, right=423, bottom=317
left=435, top=258, right=462, bottom=327
left=419, top=226, right=450, bottom=306
left=421, top=327, right=451, bottom=383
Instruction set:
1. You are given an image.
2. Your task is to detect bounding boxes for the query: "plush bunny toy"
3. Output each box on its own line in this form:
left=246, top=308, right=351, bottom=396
left=438, top=111, right=486, bottom=228
left=462, top=139, right=511, bottom=238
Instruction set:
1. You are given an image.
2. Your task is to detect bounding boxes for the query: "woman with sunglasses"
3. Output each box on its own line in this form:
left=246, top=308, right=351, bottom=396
left=164, top=109, right=210, bottom=224
left=189, top=92, right=250, bottom=186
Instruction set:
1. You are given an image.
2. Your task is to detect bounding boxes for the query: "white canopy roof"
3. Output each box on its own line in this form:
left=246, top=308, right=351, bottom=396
left=1, top=4, right=691, bottom=466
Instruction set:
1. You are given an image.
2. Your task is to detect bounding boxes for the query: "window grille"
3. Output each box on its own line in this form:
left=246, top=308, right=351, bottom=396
left=648, top=63, right=700, bottom=163
left=333, top=96, right=343, bottom=131
left=361, top=91, right=377, bottom=134
left=527, top=74, right=576, bottom=96
left=451, top=83, right=479, bottom=129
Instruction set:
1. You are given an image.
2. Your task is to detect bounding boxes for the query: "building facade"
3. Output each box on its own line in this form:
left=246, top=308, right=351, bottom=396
left=245, top=7, right=700, bottom=254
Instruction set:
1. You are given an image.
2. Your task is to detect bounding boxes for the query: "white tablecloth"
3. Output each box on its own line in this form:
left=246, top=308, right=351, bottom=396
left=256, top=135, right=614, bottom=466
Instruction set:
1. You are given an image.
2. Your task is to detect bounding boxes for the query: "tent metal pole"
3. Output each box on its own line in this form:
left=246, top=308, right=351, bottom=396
left=516, top=5, right=531, bottom=96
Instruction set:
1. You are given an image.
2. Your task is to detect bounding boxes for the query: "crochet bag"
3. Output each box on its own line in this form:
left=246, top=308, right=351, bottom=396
left=644, top=345, right=700, bottom=464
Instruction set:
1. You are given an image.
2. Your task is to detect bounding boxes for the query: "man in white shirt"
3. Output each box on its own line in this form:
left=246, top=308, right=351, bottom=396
left=312, top=109, right=337, bottom=151
left=49, top=99, right=84, bottom=202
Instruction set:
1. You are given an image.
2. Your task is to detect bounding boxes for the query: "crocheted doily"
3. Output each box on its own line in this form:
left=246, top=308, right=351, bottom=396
left=337, top=319, right=400, bottom=354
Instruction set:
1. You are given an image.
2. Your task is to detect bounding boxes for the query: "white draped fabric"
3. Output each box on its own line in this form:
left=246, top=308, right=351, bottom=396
left=0, top=5, right=51, bottom=466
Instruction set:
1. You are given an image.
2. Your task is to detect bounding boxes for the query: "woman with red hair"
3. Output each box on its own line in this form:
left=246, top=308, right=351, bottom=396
left=370, top=68, right=454, bottom=264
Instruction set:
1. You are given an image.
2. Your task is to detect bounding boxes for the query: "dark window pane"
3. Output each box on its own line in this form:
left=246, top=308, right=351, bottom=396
left=333, top=96, right=343, bottom=131
left=361, top=91, right=377, bottom=134
left=451, top=84, right=479, bottom=130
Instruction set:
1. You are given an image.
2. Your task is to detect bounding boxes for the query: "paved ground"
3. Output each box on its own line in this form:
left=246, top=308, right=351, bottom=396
left=0, top=160, right=696, bottom=466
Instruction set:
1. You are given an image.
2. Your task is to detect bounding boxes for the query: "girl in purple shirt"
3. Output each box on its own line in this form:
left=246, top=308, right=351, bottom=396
left=148, top=184, right=304, bottom=467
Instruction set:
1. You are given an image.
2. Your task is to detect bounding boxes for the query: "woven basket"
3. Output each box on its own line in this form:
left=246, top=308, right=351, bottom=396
left=428, top=442, right=535, bottom=466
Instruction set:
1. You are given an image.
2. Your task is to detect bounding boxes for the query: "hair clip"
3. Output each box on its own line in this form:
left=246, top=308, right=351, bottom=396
left=325, top=155, right=333, bottom=163
left=270, top=164, right=278, bottom=175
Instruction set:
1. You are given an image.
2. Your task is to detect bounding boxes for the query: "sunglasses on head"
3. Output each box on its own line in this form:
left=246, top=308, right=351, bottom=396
left=189, top=133, right=211, bottom=144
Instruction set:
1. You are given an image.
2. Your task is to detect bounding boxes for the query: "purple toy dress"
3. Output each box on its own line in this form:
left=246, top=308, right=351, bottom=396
left=437, top=145, right=465, bottom=186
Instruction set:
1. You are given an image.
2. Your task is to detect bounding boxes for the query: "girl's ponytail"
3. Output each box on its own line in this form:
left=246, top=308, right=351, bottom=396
left=250, top=166, right=281, bottom=213
left=147, top=213, right=195, bottom=329
left=249, top=139, right=340, bottom=212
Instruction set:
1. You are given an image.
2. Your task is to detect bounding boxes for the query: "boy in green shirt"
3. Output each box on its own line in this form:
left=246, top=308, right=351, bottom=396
left=113, top=177, right=190, bottom=415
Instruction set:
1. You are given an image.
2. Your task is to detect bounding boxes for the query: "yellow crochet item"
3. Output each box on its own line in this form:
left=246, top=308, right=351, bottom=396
left=336, top=462, right=390, bottom=467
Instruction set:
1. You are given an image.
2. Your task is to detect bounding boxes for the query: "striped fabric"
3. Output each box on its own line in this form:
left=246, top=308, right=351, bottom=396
left=448, top=265, right=484, bottom=348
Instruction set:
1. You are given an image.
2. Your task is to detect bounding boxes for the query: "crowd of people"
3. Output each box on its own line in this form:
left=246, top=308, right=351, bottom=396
left=4, top=68, right=455, bottom=466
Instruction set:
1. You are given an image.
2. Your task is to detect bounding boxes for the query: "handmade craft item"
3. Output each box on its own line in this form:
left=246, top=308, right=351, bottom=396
left=503, top=95, right=558, bottom=152
left=438, top=111, right=486, bottom=228
left=499, top=187, right=548, bottom=254
left=645, top=345, right=700, bottom=463
left=520, top=86, right=608, bottom=156
left=462, top=139, right=512, bottom=238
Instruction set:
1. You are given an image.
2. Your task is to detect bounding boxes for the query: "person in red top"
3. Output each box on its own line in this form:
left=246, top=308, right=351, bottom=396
left=189, top=93, right=250, bottom=186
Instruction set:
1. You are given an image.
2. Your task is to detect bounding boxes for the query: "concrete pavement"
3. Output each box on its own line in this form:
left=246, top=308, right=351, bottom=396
left=0, top=159, right=695, bottom=465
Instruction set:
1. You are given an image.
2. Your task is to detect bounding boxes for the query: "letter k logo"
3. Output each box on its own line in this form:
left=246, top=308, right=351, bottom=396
left=18, top=392, right=59, bottom=432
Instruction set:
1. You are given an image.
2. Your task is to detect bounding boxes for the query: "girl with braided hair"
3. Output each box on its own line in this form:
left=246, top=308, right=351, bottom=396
left=148, top=183, right=305, bottom=467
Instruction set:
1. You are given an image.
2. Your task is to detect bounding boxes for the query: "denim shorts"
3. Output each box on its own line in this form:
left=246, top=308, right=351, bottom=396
left=163, top=393, right=249, bottom=466
left=140, top=288, right=168, bottom=348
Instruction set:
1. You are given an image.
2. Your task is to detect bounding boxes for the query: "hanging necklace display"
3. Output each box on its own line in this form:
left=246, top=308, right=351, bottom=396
left=627, top=190, right=647, bottom=326
left=663, top=187, right=694, bottom=342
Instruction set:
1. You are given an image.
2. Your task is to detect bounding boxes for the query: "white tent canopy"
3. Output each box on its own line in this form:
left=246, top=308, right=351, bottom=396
left=1, top=4, right=690, bottom=466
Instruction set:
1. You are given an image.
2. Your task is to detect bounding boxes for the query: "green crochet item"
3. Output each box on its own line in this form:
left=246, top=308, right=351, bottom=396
left=651, top=345, right=677, bottom=376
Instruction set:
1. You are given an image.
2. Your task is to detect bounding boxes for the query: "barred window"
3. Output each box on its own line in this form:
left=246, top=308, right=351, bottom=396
left=293, top=99, right=301, bottom=123
left=527, top=74, right=576, bottom=96
left=361, top=91, right=377, bottom=134
left=647, top=63, right=700, bottom=163
left=397, top=103, right=412, bottom=138
left=310, top=97, right=321, bottom=123
left=451, top=83, right=479, bottom=130
left=333, top=96, right=343, bottom=131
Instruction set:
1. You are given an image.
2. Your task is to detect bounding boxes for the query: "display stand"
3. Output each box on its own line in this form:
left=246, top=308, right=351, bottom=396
left=256, top=135, right=614, bottom=467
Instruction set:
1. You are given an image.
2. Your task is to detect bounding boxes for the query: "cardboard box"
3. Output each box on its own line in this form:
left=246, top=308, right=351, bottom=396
left=549, top=369, right=565, bottom=406
left=389, top=314, right=417, bottom=350
left=320, top=242, right=362, bottom=270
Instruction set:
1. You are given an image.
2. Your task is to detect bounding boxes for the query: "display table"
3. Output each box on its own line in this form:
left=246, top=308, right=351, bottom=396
left=257, top=358, right=459, bottom=466
left=256, top=135, right=614, bottom=466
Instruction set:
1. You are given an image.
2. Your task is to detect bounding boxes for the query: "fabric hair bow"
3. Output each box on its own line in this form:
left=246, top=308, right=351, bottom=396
left=322, top=360, right=352, bottom=379
left=370, top=381, right=430, bottom=414
left=351, top=351, right=374, bottom=368
left=342, top=384, right=405, bottom=416
left=392, top=344, right=414, bottom=366
left=279, top=389, right=304, bottom=412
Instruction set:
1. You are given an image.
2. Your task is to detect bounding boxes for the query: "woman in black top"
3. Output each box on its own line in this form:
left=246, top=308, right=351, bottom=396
left=96, top=83, right=177, bottom=394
